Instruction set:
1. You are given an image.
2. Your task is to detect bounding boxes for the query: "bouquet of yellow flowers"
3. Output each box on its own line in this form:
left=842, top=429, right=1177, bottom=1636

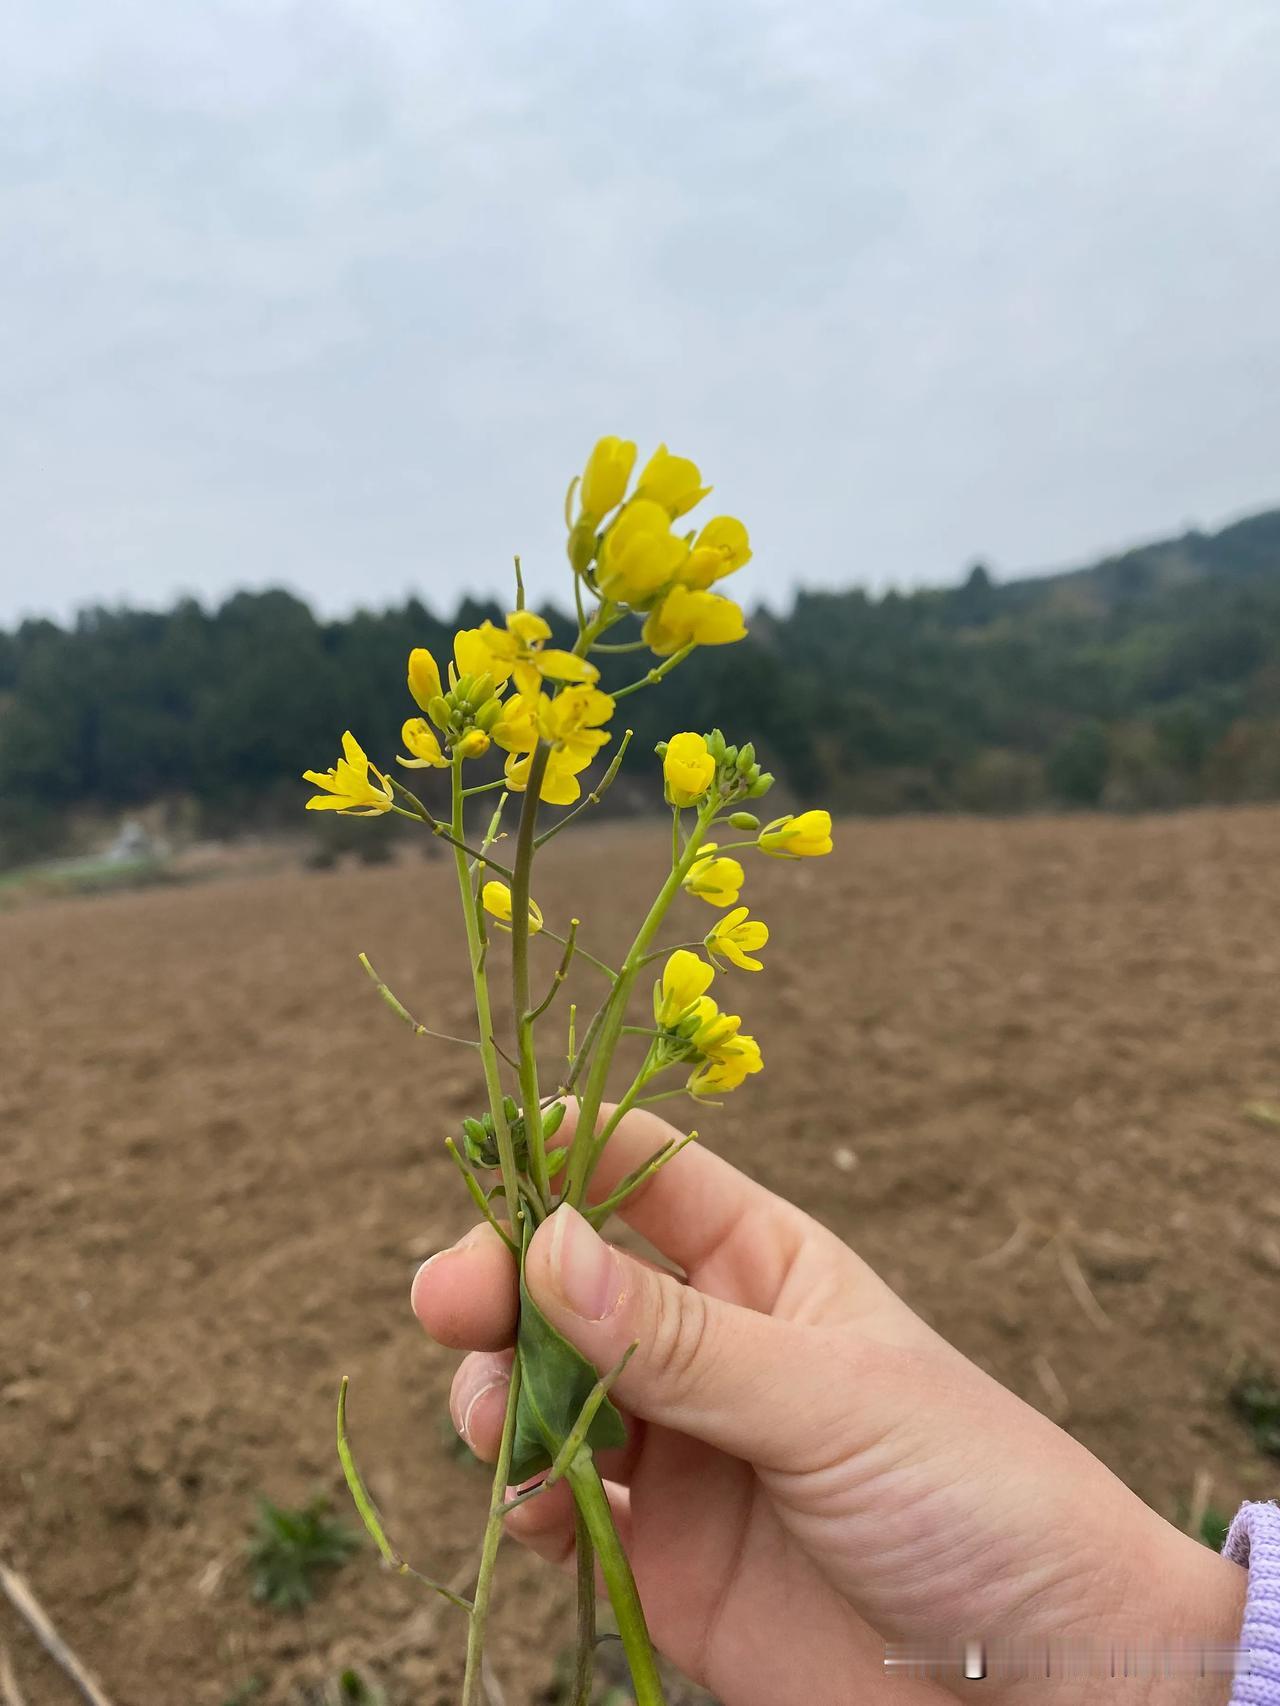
left=306, top=438, right=833, bottom=1704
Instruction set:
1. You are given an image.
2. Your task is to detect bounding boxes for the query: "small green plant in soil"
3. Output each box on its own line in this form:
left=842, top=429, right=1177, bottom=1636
left=1228, top=1367, right=1280, bottom=1457
left=247, top=1494, right=360, bottom=1610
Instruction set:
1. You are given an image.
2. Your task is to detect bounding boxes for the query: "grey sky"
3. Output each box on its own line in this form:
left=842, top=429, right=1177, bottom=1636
left=2, top=0, right=1277, bottom=627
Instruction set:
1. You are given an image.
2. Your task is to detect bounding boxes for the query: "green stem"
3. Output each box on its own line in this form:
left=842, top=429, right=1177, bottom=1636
left=511, top=742, right=552, bottom=1206
left=461, top=1354, right=524, bottom=1706
left=532, top=729, right=634, bottom=851
left=562, top=801, right=717, bottom=1206
left=611, top=643, right=694, bottom=700
left=565, top=1453, right=666, bottom=1705
left=572, top=1507, right=596, bottom=1706
left=541, top=926, right=617, bottom=985
left=449, top=762, right=523, bottom=1231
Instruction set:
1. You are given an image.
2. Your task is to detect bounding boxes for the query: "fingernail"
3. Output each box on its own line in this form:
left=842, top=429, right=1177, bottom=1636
left=453, top=1364, right=508, bottom=1446
left=460, top=1378, right=505, bottom=1448
left=548, top=1206, right=622, bottom=1321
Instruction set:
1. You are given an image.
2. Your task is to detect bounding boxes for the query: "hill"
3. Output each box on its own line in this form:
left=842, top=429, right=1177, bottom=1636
left=3, top=505, right=1279, bottom=863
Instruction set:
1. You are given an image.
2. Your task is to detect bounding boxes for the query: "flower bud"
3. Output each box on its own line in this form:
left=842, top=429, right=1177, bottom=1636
left=475, top=697, right=504, bottom=733
left=427, top=694, right=451, bottom=730
left=727, top=811, right=760, bottom=829
left=736, top=743, right=756, bottom=772
left=454, top=728, right=492, bottom=761
left=543, top=1101, right=567, bottom=1140
left=749, top=771, right=776, bottom=799
left=567, top=519, right=598, bottom=576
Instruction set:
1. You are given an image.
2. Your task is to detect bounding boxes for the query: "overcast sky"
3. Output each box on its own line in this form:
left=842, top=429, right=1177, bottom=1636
left=2, top=0, right=1277, bottom=627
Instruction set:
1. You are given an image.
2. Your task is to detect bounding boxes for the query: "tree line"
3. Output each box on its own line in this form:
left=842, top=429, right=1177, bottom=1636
left=3, top=505, right=1280, bottom=864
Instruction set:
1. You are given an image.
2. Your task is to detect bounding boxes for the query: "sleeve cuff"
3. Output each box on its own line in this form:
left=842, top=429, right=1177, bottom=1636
left=1224, top=1500, right=1280, bottom=1705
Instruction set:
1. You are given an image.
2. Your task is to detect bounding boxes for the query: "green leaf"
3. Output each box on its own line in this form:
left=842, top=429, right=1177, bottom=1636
left=509, top=1265, right=626, bottom=1484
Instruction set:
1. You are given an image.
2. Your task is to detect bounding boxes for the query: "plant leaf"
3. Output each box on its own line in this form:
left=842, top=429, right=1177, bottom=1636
left=509, top=1264, right=626, bottom=1484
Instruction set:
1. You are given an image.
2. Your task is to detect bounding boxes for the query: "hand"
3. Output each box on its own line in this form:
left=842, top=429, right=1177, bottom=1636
left=412, top=1104, right=1245, bottom=1706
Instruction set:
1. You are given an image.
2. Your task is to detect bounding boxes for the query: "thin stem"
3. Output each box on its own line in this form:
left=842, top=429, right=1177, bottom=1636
left=585, top=1133, right=696, bottom=1229
left=529, top=920, right=579, bottom=1023
left=449, top=763, right=524, bottom=1235
left=572, top=1507, right=596, bottom=1706
left=561, top=991, right=612, bottom=1097
left=336, top=1378, right=475, bottom=1613
left=637, top=942, right=704, bottom=967
left=565, top=1454, right=666, bottom=1705
left=590, top=637, right=647, bottom=653
left=511, top=743, right=552, bottom=1206
left=358, top=954, right=479, bottom=1049
left=462, top=778, right=508, bottom=797
left=461, top=1355, right=524, bottom=1706
left=392, top=776, right=515, bottom=878
left=533, top=730, right=634, bottom=850
left=611, top=644, right=694, bottom=700
left=444, top=1139, right=519, bottom=1254
left=562, top=800, right=719, bottom=1206
left=542, top=926, right=617, bottom=985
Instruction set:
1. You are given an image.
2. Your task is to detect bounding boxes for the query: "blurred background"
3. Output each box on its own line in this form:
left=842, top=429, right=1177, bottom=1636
left=2, top=4, right=1278, bottom=1704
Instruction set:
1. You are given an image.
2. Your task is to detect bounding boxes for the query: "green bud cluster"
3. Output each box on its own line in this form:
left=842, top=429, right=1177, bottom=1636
left=461, top=1096, right=567, bottom=1173
left=426, top=672, right=505, bottom=741
left=702, top=728, right=775, bottom=803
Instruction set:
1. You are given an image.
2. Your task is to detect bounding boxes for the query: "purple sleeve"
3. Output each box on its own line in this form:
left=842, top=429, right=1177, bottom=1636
left=1225, top=1500, right=1280, bottom=1705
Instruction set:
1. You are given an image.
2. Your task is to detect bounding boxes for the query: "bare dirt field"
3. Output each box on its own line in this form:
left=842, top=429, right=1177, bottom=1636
left=2, top=807, right=1279, bottom=1704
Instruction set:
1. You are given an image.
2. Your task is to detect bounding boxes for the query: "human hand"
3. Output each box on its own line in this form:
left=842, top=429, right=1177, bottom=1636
left=412, top=1104, right=1245, bottom=1706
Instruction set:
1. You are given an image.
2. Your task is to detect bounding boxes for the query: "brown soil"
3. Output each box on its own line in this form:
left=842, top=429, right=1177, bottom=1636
left=2, top=808, right=1279, bottom=1705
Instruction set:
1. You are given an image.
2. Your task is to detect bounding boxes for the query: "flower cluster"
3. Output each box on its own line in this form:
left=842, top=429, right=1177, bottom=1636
left=568, top=440, right=751, bottom=656
left=309, top=434, right=839, bottom=1706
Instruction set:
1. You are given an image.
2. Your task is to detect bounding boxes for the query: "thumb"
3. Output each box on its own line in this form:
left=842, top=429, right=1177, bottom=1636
left=524, top=1205, right=857, bottom=1470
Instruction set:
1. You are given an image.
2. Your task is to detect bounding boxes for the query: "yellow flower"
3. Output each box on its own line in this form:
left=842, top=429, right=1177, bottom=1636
left=684, top=994, right=742, bottom=1055
left=397, top=718, right=448, bottom=769
left=677, top=994, right=763, bottom=1095
left=502, top=745, right=589, bottom=806
left=663, top=731, right=716, bottom=807
left=303, top=732, right=394, bottom=815
left=482, top=880, right=543, bottom=934
left=475, top=611, right=599, bottom=698
left=410, top=632, right=512, bottom=717
left=491, top=694, right=540, bottom=755
left=758, top=810, right=834, bottom=858
left=596, top=500, right=689, bottom=607
left=641, top=585, right=747, bottom=656
left=539, top=684, right=615, bottom=762
left=634, top=444, right=711, bottom=519
left=683, top=844, right=744, bottom=907
left=453, top=728, right=491, bottom=760
left=706, top=906, right=769, bottom=972
left=408, top=647, right=443, bottom=715
left=679, top=517, right=752, bottom=590
left=688, top=1032, right=763, bottom=1096
left=452, top=627, right=511, bottom=688
left=653, top=949, right=715, bottom=1028
left=499, top=683, right=616, bottom=804
left=579, top=435, right=637, bottom=518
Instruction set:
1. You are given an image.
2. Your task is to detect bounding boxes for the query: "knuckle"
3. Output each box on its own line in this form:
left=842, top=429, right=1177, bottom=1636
left=643, top=1271, right=711, bottom=1401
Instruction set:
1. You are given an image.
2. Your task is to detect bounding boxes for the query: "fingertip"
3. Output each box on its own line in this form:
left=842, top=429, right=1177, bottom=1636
left=449, top=1350, right=513, bottom=1461
left=411, top=1222, right=520, bottom=1350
